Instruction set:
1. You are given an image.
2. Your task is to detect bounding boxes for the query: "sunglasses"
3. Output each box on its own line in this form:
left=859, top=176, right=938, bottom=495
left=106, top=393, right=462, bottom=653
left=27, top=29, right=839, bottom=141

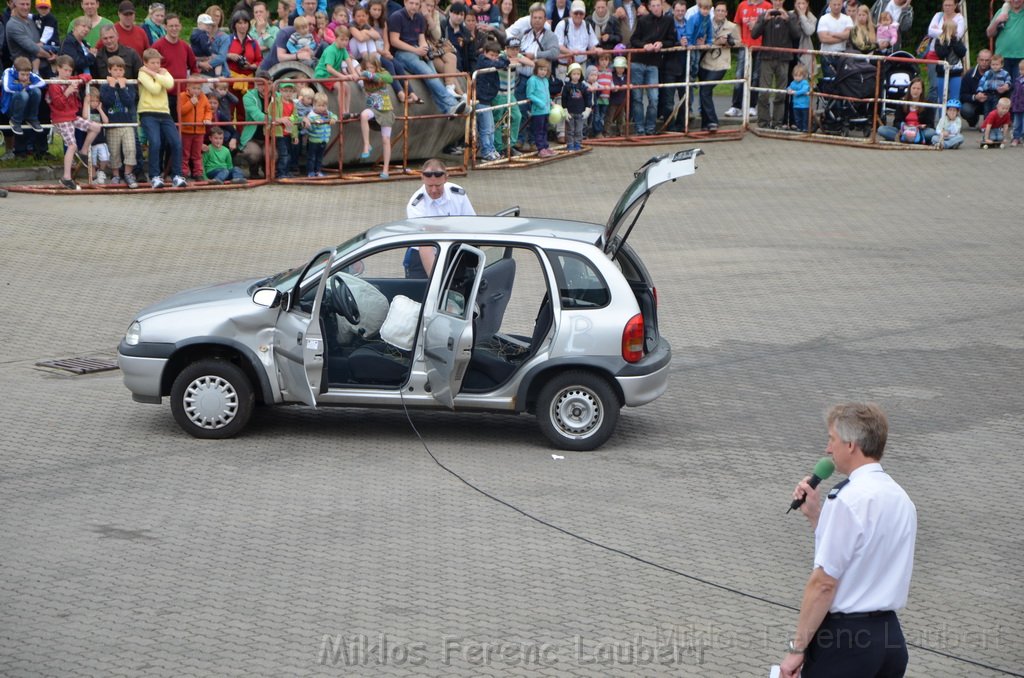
left=422, top=170, right=447, bottom=178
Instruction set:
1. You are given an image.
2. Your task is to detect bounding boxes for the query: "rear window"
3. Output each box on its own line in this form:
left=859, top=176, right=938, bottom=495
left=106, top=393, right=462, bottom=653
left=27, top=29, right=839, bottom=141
left=547, top=250, right=610, bottom=308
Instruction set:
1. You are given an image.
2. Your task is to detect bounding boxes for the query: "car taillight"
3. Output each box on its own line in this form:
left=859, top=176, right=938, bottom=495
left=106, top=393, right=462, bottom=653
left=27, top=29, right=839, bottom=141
left=622, top=314, right=645, bottom=363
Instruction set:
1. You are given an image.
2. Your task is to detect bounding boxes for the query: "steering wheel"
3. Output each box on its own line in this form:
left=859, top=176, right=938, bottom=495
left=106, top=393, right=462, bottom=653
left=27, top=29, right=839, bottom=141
left=329, top=276, right=361, bottom=325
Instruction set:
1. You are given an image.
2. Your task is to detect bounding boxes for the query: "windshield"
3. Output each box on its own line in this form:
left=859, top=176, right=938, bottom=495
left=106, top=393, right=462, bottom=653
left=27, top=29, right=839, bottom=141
left=259, top=232, right=368, bottom=291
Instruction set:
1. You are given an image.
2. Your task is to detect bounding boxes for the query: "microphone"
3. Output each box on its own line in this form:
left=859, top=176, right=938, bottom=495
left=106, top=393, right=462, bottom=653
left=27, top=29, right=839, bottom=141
left=788, top=457, right=835, bottom=513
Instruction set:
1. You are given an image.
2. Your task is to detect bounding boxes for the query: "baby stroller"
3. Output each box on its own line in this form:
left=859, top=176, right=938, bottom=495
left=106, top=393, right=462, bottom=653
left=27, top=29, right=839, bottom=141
left=814, top=58, right=877, bottom=137
left=880, top=51, right=920, bottom=125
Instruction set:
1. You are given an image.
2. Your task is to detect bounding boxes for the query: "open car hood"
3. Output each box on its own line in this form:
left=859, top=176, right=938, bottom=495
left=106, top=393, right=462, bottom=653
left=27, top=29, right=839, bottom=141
left=600, top=148, right=703, bottom=258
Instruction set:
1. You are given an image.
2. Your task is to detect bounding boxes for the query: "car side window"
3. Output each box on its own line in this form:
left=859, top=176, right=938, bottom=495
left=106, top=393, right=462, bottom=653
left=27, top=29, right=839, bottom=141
left=547, top=250, right=610, bottom=308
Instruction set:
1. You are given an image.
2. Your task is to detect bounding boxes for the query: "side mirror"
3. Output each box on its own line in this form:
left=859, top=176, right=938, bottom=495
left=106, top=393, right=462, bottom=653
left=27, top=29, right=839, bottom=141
left=252, top=287, right=282, bottom=308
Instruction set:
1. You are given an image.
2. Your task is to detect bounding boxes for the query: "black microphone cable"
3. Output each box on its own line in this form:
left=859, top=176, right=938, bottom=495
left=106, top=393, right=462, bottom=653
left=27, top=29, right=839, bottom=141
left=397, top=391, right=1024, bottom=678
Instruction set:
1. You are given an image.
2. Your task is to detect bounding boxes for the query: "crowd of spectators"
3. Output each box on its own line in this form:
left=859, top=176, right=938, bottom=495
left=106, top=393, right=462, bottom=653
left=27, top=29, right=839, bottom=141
left=1, top=0, right=1023, bottom=189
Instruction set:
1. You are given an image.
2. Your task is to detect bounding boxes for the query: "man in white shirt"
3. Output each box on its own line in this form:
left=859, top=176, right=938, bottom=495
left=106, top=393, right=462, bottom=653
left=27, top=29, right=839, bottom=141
left=816, top=0, right=852, bottom=77
left=556, top=0, right=599, bottom=70
left=404, top=159, right=476, bottom=278
left=782, top=402, right=917, bottom=678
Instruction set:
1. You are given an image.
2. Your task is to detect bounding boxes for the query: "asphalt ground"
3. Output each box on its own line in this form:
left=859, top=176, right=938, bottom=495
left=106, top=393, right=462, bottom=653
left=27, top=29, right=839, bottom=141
left=1, top=136, right=1022, bottom=677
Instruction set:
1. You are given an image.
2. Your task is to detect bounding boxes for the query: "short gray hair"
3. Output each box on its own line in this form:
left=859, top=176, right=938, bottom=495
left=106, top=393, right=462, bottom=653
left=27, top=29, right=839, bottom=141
left=826, top=402, right=888, bottom=460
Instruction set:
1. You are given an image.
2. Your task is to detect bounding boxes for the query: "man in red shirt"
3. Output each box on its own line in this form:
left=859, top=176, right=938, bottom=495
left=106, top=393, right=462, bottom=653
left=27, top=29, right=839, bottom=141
left=725, top=0, right=770, bottom=118
left=152, top=12, right=197, bottom=119
left=114, top=0, right=151, bottom=58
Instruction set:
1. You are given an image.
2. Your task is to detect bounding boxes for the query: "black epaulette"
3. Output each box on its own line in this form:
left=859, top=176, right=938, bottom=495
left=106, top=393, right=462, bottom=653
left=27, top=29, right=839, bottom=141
left=449, top=185, right=466, bottom=195
left=827, top=479, right=850, bottom=500
left=411, top=191, right=425, bottom=206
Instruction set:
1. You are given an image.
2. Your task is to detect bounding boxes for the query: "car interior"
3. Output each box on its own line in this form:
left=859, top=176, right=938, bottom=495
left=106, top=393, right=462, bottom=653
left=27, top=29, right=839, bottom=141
left=316, top=243, right=554, bottom=393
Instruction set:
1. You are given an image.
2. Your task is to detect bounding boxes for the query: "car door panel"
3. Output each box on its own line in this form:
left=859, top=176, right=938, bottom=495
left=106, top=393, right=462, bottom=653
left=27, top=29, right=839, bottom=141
left=423, top=245, right=486, bottom=409
left=274, top=249, right=333, bottom=405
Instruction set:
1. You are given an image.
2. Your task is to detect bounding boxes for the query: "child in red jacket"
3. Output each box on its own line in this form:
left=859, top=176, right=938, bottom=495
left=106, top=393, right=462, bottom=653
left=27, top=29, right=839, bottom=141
left=177, top=78, right=213, bottom=180
left=48, top=55, right=101, bottom=190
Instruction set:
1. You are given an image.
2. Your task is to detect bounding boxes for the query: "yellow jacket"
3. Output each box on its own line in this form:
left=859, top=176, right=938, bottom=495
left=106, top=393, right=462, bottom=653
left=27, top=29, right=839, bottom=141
left=137, top=68, right=175, bottom=115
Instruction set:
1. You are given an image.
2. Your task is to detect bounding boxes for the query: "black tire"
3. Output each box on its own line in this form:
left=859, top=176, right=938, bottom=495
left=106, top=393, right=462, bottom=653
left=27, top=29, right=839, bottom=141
left=536, top=370, right=620, bottom=451
left=170, top=359, right=255, bottom=439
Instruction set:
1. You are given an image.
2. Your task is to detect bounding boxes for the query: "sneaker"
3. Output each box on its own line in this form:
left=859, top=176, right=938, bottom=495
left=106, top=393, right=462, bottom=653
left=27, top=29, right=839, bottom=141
left=308, top=171, right=317, bottom=177
left=151, top=176, right=165, bottom=189
left=125, top=173, right=139, bottom=189
left=110, top=175, right=123, bottom=186
left=724, top=107, right=741, bottom=117
left=510, top=147, right=523, bottom=156
left=748, top=107, right=758, bottom=118
left=707, top=123, right=719, bottom=132
left=1012, top=138, right=1021, bottom=147
left=59, top=178, right=80, bottom=190
left=231, top=177, right=248, bottom=184
left=451, top=99, right=468, bottom=116
left=95, top=170, right=107, bottom=185
left=210, top=177, right=224, bottom=184
left=538, top=148, right=555, bottom=158
left=11, top=122, right=24, bottom=135
left=172, top=175, right=187, bottom=188
left=28, top=120, right=44, bottom=133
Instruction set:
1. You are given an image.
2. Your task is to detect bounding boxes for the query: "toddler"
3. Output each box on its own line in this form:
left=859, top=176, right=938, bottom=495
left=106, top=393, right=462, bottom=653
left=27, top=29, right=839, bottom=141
left=1011, top=60, right=1024, bottom=146
left=305, top=91, right=338, bottom=176
left=86, top=89, right=112, bottom=184
left=787, top=64, right=810, bottom=132
left=977, top=53, right=1012, bottom=118
left=273, top=81, right=296, bottom=177
left=288, top=16, right=319, bottom=67
left=211, top=80, right=240, bottom=149
left=289, top=86, right=315, bottom=174
left=981, top=96, right=1012, bottom=147
left=48, top=55, right=101, bottom=190
left=932, top=98, right=964, bottom=149
left=876, top=11, right=897, bottom=53
left=358, top=53, right=394, bottom=178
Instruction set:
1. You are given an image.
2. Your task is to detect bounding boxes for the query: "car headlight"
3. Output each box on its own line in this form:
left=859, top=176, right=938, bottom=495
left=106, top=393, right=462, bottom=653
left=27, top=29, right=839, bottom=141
left=125, top=321, right=141, bottom=346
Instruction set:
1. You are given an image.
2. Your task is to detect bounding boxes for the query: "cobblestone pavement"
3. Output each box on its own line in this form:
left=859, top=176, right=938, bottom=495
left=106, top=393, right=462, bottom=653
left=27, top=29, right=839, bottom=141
left=1, top=137, right=1021, bottom=677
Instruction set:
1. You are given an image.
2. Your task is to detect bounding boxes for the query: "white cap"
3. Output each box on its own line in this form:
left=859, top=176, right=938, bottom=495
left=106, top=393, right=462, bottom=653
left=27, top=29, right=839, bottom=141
left=197, top=13, right=215, bottom=25
left=571, top=0, right=586, bottom=13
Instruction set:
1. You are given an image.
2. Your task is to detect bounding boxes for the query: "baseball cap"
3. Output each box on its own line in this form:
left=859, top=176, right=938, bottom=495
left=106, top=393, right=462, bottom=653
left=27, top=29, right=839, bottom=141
left=197, top=13, right=215, bottom=25
left=571, top=0, right=586, bottom=13
left=118, top=0, right=135, bottom=13
left=35, top=0, right=51, bottom=8
left=506, top=37, right=520, bottom=48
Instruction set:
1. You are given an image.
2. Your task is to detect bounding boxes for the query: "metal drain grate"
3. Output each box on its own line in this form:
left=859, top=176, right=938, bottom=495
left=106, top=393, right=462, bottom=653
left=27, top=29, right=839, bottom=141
left=36, top=356, right=120, bottom=375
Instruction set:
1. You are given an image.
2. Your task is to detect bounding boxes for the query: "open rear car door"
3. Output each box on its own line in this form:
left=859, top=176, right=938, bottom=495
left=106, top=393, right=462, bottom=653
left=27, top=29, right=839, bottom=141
left=600, top=149, right=702, bottom=259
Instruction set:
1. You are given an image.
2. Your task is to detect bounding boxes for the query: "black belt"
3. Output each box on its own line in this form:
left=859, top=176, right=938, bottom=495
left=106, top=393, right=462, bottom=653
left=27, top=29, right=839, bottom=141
left=827, top=610, right=894, bottom=619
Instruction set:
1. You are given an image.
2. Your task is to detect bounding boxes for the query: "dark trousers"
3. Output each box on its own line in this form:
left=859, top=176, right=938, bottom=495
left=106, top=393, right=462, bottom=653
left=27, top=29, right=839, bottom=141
left=530, top=114, right=549, bottom=150
left=803, top=611, right=908, bottom=678
left=306, top=141, right=326, bottom=174
left=698, top=67, right=726, bottom=128
left=275, top=136, right=291, bottom=177
left=140, top=112, right=182, bottom=180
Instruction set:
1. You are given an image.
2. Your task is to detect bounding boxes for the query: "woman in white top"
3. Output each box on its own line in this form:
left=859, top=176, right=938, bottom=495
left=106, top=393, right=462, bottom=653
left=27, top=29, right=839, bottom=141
left=925, top=0, right=965, bottom=100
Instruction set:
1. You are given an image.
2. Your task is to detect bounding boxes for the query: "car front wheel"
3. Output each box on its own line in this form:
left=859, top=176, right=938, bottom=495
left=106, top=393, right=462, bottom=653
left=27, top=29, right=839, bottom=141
left=537, top=371, right=620, bottom=451
left=170, top=359, right=255, bottom=439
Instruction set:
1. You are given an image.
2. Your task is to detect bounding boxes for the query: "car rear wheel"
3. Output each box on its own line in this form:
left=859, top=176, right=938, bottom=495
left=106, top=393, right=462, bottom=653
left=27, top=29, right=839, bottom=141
left=170, top=359, right=254, bottom=439
left=537, top=371, right=620, bottom=451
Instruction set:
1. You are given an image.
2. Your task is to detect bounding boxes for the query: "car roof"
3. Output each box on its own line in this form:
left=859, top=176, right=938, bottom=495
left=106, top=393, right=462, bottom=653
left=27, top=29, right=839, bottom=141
left=364, top=216, right=605, bottom=244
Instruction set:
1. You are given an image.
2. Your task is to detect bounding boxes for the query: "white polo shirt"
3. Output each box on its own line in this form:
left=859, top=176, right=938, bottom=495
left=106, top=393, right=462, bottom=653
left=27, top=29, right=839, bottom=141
left=813, top=463, right=917, bottom=613
left=406, top=182, right=476, bottom=218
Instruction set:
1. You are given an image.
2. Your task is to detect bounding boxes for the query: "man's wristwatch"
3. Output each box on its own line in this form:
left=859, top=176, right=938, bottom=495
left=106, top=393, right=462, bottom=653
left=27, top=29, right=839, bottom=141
left=786, top=640, right=805, bottom=654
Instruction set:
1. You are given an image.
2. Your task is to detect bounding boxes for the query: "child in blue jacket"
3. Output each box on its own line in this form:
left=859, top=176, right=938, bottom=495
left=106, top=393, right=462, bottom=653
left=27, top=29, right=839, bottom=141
left=527, top=58, right=553, bottom=157
left=1, top=57, right=47, bottom=135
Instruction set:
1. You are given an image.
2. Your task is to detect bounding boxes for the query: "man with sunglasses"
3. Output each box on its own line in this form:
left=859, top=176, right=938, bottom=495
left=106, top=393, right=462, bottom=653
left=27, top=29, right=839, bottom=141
left=404, top=158, right=476, bottom=278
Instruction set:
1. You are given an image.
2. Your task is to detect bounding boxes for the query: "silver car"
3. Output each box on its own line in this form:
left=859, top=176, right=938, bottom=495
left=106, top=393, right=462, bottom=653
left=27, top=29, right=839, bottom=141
left=118, top=150, right=700, bottom=450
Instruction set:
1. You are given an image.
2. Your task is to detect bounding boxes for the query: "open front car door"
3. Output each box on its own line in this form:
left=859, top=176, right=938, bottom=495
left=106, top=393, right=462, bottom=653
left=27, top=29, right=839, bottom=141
left=600, top=148, right=703, bottom=259
left=274, top=248, right=334, bottom=406
left=423, top=245, right=486, bottom=409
